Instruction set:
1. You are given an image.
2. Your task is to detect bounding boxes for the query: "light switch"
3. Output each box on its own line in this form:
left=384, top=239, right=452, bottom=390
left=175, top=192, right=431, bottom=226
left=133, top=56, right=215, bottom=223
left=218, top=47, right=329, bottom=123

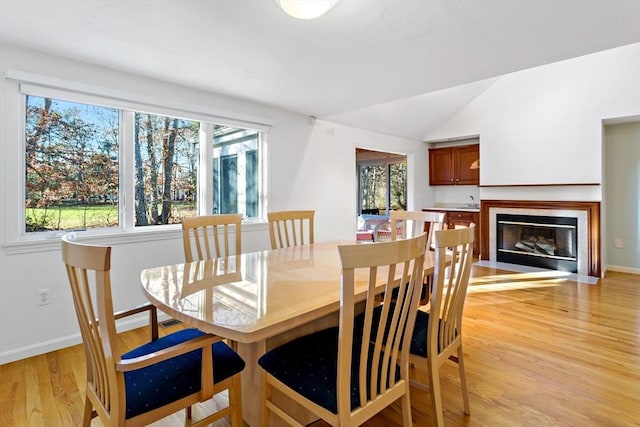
left=614, top=238, right=624, bottom=249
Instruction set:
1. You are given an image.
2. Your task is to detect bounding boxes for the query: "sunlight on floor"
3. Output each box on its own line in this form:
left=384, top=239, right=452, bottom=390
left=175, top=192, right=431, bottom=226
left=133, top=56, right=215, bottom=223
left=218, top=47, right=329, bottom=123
left=473, top=260, right=599, bottom=285
left=466, top=263, right=579, bottom=293
left=468, top=275, right=565, bottom=293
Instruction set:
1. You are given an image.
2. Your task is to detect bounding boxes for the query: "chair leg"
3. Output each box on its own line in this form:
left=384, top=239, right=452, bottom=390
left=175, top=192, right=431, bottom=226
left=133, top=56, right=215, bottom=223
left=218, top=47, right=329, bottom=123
left=457, top=346, right=470, bottom=415
left=420, top=273, right=433, bottom=306
left=428, top=361, right=445, bottom=427
left=400, top=387, right=414, bottom=427
left=82, top=395, right=93, bottom=427
left=230, top=374, right=244, bottom=427
left=260, top=373, right=272, bottom=427
left=185, top=405, right=193, bottom=426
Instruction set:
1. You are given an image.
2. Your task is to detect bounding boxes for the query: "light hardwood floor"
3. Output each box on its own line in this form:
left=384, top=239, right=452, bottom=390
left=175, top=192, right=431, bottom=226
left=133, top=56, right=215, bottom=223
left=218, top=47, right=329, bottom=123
left=2, top=265, right=639, bottom=426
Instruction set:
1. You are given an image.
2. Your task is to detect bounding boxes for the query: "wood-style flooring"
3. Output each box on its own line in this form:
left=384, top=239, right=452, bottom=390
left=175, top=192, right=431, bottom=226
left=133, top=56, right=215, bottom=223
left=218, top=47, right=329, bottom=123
left=1, top=265, right=639, bottom=426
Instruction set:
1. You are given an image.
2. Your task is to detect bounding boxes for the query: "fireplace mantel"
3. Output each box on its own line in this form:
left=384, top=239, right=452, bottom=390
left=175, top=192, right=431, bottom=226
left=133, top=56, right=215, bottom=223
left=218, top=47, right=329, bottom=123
left=480, top=200, right=601, bottom=277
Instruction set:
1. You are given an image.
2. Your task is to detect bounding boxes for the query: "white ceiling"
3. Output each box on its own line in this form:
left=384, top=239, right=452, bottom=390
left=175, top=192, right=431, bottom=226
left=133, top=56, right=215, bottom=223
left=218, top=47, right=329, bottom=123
left=1, top=0, right=640, bottom=140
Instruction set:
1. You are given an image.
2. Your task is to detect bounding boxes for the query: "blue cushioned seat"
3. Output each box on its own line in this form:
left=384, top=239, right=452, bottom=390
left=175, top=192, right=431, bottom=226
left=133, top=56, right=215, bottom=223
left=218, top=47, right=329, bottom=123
left=121, top=328, right=245, bottom=419
left=257, top=326, right=400, bottom=415
left=409, top=310, right=430, bottom=357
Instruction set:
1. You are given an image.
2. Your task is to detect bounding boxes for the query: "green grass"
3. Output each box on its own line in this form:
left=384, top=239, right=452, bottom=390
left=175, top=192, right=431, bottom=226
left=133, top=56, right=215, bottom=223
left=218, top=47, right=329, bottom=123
left=26, top=204, right=119, bottom=231
left=26, top=203, right=197, bottom=231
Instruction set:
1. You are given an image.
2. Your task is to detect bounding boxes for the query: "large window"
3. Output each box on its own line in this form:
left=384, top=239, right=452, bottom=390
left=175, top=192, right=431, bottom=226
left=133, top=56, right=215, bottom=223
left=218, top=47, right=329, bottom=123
left=23, top=94, right=265, bottom=235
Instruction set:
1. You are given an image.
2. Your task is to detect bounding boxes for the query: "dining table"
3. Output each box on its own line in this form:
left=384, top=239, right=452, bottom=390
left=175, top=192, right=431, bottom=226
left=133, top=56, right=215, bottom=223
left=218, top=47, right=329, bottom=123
left=140, top=239, right=439, bottom=427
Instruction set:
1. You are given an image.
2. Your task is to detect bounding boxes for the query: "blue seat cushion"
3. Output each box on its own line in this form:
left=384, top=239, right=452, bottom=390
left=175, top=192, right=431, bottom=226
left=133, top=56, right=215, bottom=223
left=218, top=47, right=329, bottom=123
left=409, top=310, right=430, bottom=357
left=257, top=326, right=400, bottom=414
left=121, top=328, right=245, bottom=419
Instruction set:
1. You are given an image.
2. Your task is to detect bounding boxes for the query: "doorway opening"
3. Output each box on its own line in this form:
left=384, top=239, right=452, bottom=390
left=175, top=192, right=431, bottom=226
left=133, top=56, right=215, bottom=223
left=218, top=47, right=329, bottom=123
left=356, top=148, right=407, bottom=216
left=355, top=148, right=407, bottom=240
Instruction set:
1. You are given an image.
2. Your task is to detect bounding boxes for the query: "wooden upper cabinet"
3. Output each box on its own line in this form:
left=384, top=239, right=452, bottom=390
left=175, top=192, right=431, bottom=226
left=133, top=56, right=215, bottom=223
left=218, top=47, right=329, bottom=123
left=429, top=144, right=479, bottom=185
left=454, top=144, right=480, bottom=185
left=428, top=148, right=455, bottom=185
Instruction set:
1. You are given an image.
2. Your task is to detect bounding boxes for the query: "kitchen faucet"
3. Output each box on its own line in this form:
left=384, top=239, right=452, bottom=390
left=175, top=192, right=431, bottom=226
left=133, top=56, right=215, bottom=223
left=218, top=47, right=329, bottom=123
left=469, top=195, right=475, bottom=208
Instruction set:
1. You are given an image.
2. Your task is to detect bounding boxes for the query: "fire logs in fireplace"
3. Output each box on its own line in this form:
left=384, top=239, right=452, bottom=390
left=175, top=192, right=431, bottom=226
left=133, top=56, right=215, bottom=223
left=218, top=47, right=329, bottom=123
left=514, top=236, right=556, bottom=255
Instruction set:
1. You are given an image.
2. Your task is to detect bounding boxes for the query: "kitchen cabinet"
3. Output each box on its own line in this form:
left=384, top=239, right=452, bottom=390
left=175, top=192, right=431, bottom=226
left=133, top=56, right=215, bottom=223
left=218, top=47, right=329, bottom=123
left=428, top=144, right=479, bottom=185
left=423, top=208, right=480, bottom=256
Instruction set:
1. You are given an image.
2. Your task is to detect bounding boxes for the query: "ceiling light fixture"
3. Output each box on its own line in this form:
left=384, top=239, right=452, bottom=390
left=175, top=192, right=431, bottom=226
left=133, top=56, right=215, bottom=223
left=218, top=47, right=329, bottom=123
left=275, top=0, right=337, bottom=20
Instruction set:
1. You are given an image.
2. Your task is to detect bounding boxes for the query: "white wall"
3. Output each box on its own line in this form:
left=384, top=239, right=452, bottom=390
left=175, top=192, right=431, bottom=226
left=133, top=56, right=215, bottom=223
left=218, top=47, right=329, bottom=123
left=0, top=44, right=426, bottom=363
left=426, top=42, right=640, bottom=203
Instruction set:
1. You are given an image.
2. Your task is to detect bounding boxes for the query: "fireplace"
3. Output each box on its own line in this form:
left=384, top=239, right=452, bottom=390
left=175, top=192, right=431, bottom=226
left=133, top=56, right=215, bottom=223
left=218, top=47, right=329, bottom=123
left=480, top=200, right=601, bottom=277
left=496, top=213, right=578, bottom=273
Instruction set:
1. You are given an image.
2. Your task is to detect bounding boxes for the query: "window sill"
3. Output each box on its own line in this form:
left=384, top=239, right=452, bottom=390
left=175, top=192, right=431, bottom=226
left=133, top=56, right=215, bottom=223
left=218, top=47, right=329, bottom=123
left=4, top=221, right=268, bottom=255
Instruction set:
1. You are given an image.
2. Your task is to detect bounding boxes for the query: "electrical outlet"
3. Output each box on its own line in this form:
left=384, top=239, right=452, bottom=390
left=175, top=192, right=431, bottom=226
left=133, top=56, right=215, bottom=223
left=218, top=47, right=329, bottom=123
left=37, top=288, right=51, bottom=305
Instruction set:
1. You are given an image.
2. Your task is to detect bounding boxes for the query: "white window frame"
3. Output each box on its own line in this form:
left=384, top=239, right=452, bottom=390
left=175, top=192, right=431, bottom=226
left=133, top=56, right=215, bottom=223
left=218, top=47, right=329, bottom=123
left=3, top=70, right=270, bottom=253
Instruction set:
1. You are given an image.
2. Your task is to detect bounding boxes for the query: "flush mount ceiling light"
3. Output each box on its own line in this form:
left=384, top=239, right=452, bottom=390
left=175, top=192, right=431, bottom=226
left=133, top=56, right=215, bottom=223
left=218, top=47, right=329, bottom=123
left=275, top=0, right=338, bottom=19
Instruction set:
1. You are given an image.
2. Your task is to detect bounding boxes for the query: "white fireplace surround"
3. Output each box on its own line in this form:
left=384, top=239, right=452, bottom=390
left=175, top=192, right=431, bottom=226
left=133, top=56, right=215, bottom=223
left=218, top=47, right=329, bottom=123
left=489, top=207, right=588, bottom=276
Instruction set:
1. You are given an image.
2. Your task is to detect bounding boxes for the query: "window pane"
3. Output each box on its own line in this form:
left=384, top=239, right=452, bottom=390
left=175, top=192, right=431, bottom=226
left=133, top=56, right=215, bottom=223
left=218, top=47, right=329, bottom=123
left=390, top=162, right=407, bottom=210
left=359, top=165, right=387, bottom=215
left=220, top=154, right=237, bottom=214
left=213, top=125, right=260, bottom=218
left=134, top=113, right=198, bottom=226
left=246, top=149, right=258, bottom=217
left=25, top=96, right=119, bottom=232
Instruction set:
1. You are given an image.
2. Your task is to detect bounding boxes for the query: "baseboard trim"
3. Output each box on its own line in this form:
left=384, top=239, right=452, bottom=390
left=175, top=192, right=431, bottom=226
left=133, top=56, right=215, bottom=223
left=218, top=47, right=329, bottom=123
left=605, top=265, right=640, bottom=275
left=0, top=312, right=170, bottom=365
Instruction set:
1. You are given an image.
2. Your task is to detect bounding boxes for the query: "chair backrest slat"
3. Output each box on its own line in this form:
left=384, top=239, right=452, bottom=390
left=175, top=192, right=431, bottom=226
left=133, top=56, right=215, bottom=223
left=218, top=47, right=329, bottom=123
left=182, top=214, right=242, bottom=262
left=268, top=210, right=315, bottom=249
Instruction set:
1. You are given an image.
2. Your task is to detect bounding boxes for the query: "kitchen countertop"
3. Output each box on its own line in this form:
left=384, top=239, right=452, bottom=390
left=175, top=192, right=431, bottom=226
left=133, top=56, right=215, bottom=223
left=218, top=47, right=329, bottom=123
left=424, top=205, right=480, bottom=213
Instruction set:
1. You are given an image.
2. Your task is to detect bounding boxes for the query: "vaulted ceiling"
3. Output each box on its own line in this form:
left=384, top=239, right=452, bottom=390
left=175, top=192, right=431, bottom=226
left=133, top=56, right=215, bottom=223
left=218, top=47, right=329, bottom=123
left=2, top=0, right=640, bottom=140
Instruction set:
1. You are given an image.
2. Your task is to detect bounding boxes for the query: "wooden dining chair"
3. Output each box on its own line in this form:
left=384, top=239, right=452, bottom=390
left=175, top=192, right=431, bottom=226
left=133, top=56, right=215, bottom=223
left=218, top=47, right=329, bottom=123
left=258, top=233, right=427, bottom=426
left=182, top=214, right=242, bottom=262
left=267, top=210, right=314, bottom=249
left=408, top=224, right=475, bottom=426
left=389, top=209, right=445, bottom=246
left=376, top=210, right=445, bottom=305
left=61, top=234, right=245, bottom=427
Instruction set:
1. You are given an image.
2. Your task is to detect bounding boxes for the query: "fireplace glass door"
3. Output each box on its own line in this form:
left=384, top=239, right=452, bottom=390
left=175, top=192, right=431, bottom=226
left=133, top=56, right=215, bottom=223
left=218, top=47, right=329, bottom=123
left=497, top=214, right=578, bottom=273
